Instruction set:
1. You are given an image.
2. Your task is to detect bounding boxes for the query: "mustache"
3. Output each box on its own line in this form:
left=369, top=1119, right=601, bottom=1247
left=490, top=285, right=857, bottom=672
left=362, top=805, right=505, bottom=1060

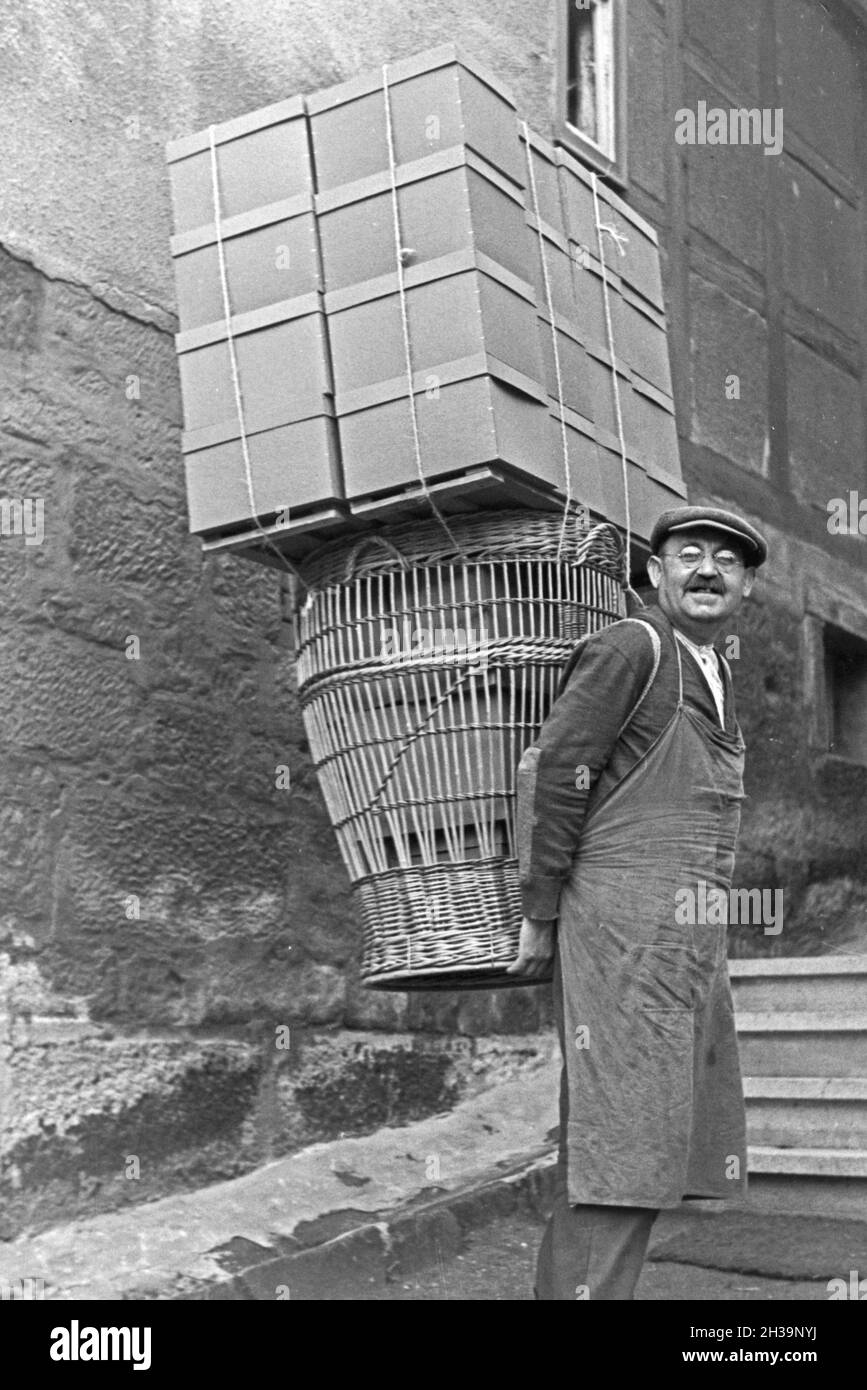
left=687, top=579, right=725, bottom=593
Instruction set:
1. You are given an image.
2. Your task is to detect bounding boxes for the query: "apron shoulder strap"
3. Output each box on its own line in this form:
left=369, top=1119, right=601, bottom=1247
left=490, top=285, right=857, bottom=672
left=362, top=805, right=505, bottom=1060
left=716, top=649, right=736, bottom=727
left=614, top=619, right=662, bottom=741
left=717, top=650, right=734, bottom=686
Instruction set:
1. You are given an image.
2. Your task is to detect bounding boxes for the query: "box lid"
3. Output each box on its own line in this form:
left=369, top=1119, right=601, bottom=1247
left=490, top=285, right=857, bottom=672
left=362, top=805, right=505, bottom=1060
left=335, top=351, right=547, bottom=418
left=525, top=211, right=571, bottom=258
left=175, top=289, right=325, bottom=355
left=323, top=246, right=536, bottom=316
left=170, top=191, right=315, bottom=257
left=545, top=394, right=597, bottom=440
left=520, top=124, right=559, bottom=163
left=305, top=43, right=516, bottom=116
left=582, top=338, right=637, bottom=382
left=639, top=450, right=687, bottom=495
left=617, top=279, right=667, bottom=331
left=536, top=296, right=589, bottom=351
left=165, top=94, right=307, bottom=163
left=313, top=143, right=524, bottom=216
left=630, top=371, right=675, bottom=412
left=182, top=400, right=336, bottom=456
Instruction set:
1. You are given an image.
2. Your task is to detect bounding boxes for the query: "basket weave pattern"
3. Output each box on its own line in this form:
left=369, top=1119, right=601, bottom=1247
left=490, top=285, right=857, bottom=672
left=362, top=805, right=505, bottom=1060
left=294, top=511, right=626, bottom=988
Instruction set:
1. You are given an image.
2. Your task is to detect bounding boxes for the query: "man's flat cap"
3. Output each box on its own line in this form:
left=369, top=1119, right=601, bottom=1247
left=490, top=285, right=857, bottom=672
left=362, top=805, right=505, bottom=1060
left=650, top=505, right=768, bottom=566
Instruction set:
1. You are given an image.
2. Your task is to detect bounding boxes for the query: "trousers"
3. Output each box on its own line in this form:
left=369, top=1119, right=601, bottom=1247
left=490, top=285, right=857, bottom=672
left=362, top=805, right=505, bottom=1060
left=534, top=946, right=659, bottom=1300
left=534, top=1168, right=659, bottom=1299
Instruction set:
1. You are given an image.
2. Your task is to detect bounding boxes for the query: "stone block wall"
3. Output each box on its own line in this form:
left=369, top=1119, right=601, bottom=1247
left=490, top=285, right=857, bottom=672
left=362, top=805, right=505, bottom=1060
left=1, top=0, right=866, bottom=1235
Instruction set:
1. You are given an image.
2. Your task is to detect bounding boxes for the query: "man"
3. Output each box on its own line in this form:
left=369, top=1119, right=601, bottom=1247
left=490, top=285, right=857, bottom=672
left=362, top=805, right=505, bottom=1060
left=508, top=504, right=768, bottom=1301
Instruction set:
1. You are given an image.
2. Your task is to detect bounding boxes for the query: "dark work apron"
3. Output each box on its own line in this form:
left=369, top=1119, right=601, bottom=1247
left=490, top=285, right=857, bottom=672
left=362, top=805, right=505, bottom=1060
left=554, top=622, right=748, bottom=1208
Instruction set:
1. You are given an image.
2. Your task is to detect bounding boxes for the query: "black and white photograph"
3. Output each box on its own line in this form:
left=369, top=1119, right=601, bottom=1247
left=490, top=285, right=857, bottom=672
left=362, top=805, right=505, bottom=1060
left=1, top=0, right=866, bottom=1350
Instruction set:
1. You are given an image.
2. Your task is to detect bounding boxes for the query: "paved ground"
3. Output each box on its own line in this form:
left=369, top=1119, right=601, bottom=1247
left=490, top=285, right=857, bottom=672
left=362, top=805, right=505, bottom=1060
left=0, top=1062, right=563, bottom=1300
left=379, top=1213, right=834, bottom=1300
left=1, top=1056, right=864, bottom=1301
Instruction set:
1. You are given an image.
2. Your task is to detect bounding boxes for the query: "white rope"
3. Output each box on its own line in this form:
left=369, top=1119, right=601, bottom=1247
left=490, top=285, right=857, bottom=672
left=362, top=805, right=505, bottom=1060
left=522, top=122, right=573, bottom=563
left=597, top=220, right=629, bottom=257
left=207, top=126, right=304, bottom=586
left=381, top=64, right=464, bottom=558
left=591, top=171, right=632, bottom=591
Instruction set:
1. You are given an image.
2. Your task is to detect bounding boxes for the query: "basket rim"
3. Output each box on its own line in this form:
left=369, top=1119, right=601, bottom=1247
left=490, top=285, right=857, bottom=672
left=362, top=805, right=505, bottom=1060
left=361, top=960, right=551, bottom=990
left=296, top=510, right=627, bottom=591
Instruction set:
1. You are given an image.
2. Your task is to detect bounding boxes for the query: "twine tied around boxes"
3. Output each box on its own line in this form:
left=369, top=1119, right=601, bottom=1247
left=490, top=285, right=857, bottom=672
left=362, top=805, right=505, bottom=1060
left=193, top=52, right=656, bottom=987
left=202, top=67, right=639, bottom=598
left=381, top=62, right=466, bottom=562
left=206, top=123, right=307, bottom=587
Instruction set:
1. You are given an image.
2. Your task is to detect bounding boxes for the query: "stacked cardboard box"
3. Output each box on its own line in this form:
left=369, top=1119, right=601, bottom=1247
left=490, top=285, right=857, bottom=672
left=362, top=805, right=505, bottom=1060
left=519, top=131, right=685, bottom=532
left=167, top=97, right=344, bottom=537
left=166, top=44, right=686, bottom=556
left=308, top=50, right=560, bottom=508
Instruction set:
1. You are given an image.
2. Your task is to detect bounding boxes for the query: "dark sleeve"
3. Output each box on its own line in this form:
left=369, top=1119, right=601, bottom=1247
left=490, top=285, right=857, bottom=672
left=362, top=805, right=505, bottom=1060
left=515, top=625, right=656, bottom=921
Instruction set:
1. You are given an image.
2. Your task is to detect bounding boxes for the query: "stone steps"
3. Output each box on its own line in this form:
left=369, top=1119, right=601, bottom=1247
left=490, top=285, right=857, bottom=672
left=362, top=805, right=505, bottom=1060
left=748, top=1145, right=867, bottom=1177
left=743, top=1078, right=867, bottom=1148
left=736, top=1011, right=867, bottom=1076
left=727, top=958, right=867, bottom=1198
left=729, top=955, right=867, bottom=1013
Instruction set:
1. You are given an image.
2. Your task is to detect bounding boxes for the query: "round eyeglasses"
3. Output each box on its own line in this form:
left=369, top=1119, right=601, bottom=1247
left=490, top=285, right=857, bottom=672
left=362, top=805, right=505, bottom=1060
left=664, top=545, right=744, bottom=572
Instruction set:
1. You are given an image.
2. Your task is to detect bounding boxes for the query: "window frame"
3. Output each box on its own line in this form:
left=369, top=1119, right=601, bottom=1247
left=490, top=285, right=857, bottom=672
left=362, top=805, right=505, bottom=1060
left=803, top=608, right=867, bottom=769
left=555, top=0, right=629, bottom=189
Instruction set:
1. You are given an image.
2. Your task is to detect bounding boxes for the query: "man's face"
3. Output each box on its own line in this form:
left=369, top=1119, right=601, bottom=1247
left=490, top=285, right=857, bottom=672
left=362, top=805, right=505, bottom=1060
left=646, top=527, right=756, bottom=638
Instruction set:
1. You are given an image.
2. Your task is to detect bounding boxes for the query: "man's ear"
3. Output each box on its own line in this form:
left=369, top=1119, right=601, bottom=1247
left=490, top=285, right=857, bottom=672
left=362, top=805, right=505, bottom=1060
left=741, top=567, right=756, bottom=598
left=646, top=555, right=663, bottom=591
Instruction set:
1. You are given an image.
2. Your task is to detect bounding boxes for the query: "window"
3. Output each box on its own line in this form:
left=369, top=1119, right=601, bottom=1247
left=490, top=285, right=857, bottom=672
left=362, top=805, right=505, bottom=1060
left=556, top=0, right=627, bottom=185
left=824, top=624, right=867, bottom=765
left=804, top=612, right=867, bottom=767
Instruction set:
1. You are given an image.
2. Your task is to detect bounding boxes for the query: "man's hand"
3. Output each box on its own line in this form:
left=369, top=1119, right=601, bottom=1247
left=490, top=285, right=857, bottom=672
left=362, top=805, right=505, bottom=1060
left=506, top=917, right=556, bottom=979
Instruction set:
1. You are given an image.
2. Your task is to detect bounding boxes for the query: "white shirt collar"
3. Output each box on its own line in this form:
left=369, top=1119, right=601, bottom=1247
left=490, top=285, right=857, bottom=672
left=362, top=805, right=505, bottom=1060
left=673, top=628, right=717, bottom=659
left=673, top=628, right=727, bottom=727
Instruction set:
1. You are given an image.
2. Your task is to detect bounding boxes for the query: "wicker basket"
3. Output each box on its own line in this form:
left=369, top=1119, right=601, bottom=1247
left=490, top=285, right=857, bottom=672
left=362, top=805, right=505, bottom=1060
left=294, top=508, right=626, bottom=988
